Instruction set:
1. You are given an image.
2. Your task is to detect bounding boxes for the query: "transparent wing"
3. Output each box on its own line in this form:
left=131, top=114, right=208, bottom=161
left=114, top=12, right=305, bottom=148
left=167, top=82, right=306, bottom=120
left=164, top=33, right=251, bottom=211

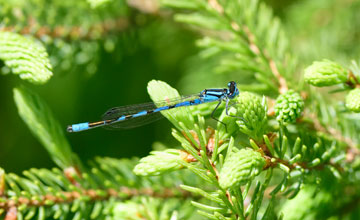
left=101, top=102, right=163, bottom=130
left=101, top=94, right=200, bottom=130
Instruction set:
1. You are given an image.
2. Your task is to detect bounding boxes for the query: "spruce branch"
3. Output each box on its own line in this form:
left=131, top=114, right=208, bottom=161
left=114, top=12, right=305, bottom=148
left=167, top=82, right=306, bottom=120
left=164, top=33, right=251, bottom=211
left=207, top=0, right=290, bottom=94
left=0, top=0, right=160, bottom=42
left=162, top=0, right=294, bottom=94
left=300, top=59, right=360, bottom=160
left=0, top=184, right=192, bottom=210
left=0, top=17, right=129, bottom=41
left=141, top=80, right=351, bottom=218
left=141, top=81, right=279, bottom=219
left=240, top=23, right=288, bottom=94
left=0, top=158, right=200, bottom=219
left=2, top=0, right=360, bottom=219
left=303, top=112, right=360, bottom=163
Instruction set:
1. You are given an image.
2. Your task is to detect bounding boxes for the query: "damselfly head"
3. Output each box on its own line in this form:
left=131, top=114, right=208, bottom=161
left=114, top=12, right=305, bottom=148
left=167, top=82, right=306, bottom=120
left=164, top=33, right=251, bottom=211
left=227, top=81, right=239, bottom=98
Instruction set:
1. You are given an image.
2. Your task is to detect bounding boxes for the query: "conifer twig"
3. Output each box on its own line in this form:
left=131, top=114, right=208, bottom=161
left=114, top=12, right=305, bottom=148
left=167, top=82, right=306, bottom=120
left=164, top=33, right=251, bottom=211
left=0, top=186, right=195, bottom=210
left=346, top=71, right=360, bottom=89
left=263, top=154, right=342, bottom=173
left=0, top=17, right=129, bottom=40
left=306, top=112, right=359, bottom=162
left=207, top=0, right=288, bottom=94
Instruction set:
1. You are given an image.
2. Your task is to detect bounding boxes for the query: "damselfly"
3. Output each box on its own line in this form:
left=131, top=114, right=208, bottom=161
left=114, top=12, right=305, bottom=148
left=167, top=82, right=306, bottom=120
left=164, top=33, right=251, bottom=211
left=67, top=81, right=240, bottom=132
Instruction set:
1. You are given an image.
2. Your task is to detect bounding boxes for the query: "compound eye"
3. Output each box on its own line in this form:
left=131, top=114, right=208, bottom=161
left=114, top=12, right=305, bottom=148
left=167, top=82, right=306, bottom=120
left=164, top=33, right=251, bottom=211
left=227, top=82, right=231, bottom=87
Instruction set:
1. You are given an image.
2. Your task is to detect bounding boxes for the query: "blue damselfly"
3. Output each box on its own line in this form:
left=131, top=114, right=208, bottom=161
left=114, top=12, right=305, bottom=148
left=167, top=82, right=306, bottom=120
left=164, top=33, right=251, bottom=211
left=67, top=81, right=239, bottom=132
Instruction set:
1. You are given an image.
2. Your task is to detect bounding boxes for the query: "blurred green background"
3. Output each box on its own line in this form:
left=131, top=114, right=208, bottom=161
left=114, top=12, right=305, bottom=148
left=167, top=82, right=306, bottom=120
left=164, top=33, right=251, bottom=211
left=1, top=0, right=359, bottom=173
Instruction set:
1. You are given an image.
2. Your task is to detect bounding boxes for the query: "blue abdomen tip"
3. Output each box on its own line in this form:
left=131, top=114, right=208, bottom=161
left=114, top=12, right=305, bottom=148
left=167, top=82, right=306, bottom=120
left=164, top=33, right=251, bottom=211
left=68, top=123, right=89, bottom=132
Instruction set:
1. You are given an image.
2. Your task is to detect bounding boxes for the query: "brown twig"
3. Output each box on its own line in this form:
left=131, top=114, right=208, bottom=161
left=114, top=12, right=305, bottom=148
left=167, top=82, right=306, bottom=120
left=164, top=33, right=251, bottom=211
left=208, top=0, right=224, bottom=14
left=0, top=186, right=193, bottom=210
left=0, top=0, right=162, bottom=41
left=4, top=207, right=16, bottom=220
left=345, top=70, right=360, bottom=89
left=264, top=154, right=343, bottom=173
left=259, top=131, right=344, bottom=174
left=243, top=25, right=288, bottom=94
left=306, top=112, right=360, bottom=163
left=268, top=55, right=288, bottom=94
left=0, top=16, right=129, bottom=41
left=207, top=0, right=288, bottom=94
